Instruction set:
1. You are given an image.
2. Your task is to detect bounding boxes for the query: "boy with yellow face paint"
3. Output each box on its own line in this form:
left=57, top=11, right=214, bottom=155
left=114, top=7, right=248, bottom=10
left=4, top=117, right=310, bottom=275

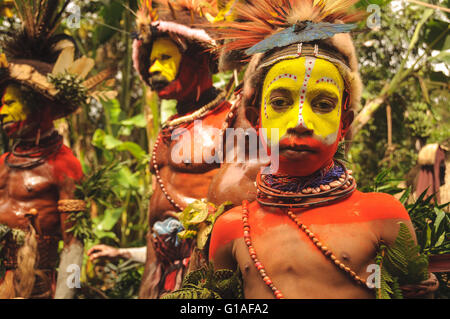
left=207, top=0, right=438, bottom=299
left=132, top=0, right=236, bottom=299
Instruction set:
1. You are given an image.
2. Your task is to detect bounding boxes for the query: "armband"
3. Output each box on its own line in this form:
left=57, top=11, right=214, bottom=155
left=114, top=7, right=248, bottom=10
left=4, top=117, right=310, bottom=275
left=57, top=199, right=87, bottom=213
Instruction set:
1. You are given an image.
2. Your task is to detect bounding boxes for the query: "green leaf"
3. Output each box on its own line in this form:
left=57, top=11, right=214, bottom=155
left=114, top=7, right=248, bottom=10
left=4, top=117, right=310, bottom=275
left=197, top=224, right=213, bottom=250
left=120, top=114, right=147, bottom=128
left=117, top=142, right=146, bottom=160
left=180, top=200, right=210, bottom=225
left=93, top=2, right=125, bottom=45
left=423, top=19, right=450, bottom=51
left=94, top=229, right=119, bottom=242
left=376, top=223, right=429, bottom=298
left=103, top=134, right=123, bottom=149
left=433, top=207, right=446, bottom=234
left=113, top=166, right=139, bottom=190
left=97, top=207, right=124, bottom=231
left=103, top=98, right=122, bottom=125
left=92, top=129, right=106, bottom=149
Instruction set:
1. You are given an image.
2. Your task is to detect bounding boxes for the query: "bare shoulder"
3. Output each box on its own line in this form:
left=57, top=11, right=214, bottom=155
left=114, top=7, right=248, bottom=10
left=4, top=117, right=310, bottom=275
left=209, top=205, right=244, bottom=261
left=355, top=191, right=415, bottom=244
left=47, top=145, right=83, bottom=184
left=355, top=190, right=411, bottom=221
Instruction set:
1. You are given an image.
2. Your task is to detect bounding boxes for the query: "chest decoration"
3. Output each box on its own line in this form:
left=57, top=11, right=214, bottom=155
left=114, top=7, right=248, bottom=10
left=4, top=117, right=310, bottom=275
left=4, top=131, right=63, bottom=170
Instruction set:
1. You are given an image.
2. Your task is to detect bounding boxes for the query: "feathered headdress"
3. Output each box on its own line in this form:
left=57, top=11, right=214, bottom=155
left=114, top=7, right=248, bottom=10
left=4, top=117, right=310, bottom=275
left=0, top=0, right=116, bottom=119
left=133, top=0, right=221, bottom=83
left=216, top=0, right=362, bottom=54
left=213, top=0, right=364, bottom=113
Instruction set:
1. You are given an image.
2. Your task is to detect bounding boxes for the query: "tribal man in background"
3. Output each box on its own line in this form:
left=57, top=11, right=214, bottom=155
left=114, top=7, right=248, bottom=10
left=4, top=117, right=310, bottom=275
left=0, top=0, right=113, bottom=299
left=131, top=0, right=235, bottom=298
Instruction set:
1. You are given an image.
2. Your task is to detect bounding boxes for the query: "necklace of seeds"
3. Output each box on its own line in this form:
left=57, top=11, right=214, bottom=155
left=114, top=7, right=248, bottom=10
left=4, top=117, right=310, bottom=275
left=242, top=200, right=369, bottom=299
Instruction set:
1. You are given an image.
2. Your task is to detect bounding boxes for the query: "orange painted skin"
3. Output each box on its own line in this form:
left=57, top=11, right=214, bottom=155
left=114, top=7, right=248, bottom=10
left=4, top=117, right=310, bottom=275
left=208, top=56, right=419, bottom=299
left=209, top=190, right=416, bottom=299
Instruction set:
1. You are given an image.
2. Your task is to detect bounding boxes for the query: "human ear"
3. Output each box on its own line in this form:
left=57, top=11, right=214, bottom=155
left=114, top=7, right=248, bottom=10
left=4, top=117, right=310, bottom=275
left=341, top=109, right=354, bottom=139
left=245, top=105, right=259, bottom=128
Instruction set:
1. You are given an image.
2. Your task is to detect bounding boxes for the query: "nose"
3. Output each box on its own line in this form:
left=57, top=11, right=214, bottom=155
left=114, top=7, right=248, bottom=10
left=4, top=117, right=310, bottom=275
left=149, top=60, right=163, bottom=75
left=287, top=125, right=313, bottom=137
left=0, top=113, right=7, bottom=122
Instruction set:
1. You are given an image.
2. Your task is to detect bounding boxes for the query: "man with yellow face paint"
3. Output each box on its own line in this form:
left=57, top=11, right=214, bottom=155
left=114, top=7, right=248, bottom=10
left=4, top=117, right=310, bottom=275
left=208, top=0, right=438, bottom=299
left=0, top=0, right=108, bottom=298
left=148, top=38, right=182, bottom=91
left=132, top=0, right=235, bottom=299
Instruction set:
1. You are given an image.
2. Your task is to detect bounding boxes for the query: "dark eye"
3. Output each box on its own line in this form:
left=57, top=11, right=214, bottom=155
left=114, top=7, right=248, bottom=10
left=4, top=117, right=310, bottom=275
left=269, top=89, right=293, bottom=112
left=161, top=54, right=171, bottom=61
left=311, top=96, right=337, bottom=113
left=4, top=100, right=14, bottom=106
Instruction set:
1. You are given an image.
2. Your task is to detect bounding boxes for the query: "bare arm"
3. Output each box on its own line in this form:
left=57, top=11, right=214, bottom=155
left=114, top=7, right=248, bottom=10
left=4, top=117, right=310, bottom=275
left=208, top=208, right=242, bottom=271
left=87, top=244, right=147, bottom=263
left=54, top=176, right=85, bottom=299
left=377, top=203, right=438, bottom=298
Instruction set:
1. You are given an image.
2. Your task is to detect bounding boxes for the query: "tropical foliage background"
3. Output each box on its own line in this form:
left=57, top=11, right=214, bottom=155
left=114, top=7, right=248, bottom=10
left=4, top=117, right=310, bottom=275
left=0, top=0, right=448, bottom=298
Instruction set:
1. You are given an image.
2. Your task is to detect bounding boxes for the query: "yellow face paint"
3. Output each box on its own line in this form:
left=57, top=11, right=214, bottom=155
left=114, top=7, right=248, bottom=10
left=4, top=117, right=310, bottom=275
left=0, top=84, right=30, bottom=124
left=261, top=57, right=344, bottom=145
left=149, top=38, right=182, bottom=83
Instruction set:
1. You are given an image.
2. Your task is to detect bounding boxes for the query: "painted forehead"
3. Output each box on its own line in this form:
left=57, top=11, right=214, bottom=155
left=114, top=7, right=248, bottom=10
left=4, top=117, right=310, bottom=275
left=151, top=38, right=179, bottom=55
left=263, top=57, right=344, bottom=94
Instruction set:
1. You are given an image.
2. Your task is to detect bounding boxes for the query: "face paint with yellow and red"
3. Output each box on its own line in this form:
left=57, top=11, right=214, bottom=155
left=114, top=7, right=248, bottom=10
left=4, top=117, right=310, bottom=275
left=0, top=84, right=31, bottom=138
left=260, top=56, right=348, bottom=176
left=148, top=38, right=182, bottom=92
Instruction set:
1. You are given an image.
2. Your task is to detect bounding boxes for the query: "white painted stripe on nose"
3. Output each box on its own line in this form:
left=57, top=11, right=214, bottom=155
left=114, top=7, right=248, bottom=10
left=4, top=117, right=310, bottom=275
left=298, top=57, right=316, bottom=127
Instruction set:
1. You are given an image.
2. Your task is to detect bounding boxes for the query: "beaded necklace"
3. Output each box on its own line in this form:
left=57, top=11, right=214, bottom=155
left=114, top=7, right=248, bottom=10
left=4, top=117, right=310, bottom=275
left=162, top=91, right=227, bottom=130
left=244, top=161, right=371, bottom=299
left=256, top=160, right=356, bottom=209
left=5, top=131, right=63, bottom=170
left=152, top=95, right=238, bottom=211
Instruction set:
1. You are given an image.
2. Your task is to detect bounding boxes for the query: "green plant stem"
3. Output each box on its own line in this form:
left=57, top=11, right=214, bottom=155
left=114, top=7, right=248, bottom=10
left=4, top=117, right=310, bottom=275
left=121, top=9, right=132, bottom=117
left=121, top=191, right=131, bottom=247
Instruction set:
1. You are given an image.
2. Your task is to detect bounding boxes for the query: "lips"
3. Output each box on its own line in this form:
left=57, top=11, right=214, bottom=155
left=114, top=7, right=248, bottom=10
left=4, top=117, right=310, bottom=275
left=149, top=75, right=170, bottom=92
left=151, top=81, right=170, bottom=91
left=1, top=121, right=15, bottom=129
left=280, top=144, right=317, bottom=153
left=278, top=136, right=320, bottom=153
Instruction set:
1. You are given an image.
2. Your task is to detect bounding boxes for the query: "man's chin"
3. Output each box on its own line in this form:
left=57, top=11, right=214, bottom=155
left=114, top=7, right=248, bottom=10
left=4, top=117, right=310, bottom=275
left=1, top=122, right=18, bottom=137
left=149, top=79, right=171, bottom=93
left=1, top=122, right=32, bottom=138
